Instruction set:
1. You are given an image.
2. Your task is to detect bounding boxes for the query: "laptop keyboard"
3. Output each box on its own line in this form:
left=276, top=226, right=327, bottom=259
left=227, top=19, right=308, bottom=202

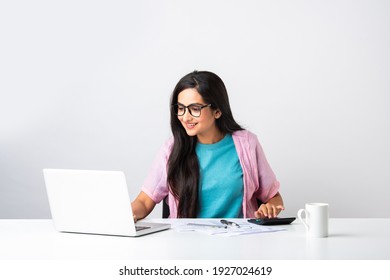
left=135, top=225, right=151, bottom=231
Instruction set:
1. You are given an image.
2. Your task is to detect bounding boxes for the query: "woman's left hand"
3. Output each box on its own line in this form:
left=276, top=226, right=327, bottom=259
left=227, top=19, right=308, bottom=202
left=254, top=192, right=285, bottom=218
left=254, top=203, right=285, bottom=218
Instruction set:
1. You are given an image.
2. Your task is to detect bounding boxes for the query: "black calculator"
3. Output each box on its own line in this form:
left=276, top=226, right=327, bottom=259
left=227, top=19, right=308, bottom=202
left=248, top=217, right=296, bottom=226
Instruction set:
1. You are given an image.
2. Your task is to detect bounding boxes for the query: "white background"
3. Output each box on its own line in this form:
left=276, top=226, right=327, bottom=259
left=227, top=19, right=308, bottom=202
left=1, top=0, right=389, bottom=218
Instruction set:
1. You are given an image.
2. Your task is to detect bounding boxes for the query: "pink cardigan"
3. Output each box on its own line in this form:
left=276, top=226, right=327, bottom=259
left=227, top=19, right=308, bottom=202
left=141, top=130, right=280, bottom=218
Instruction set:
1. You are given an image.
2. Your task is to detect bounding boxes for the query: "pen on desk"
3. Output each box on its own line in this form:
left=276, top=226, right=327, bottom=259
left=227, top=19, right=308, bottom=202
left=187, top=223, right=227, bottom=229
left=220, top=219, right=240, bottom=228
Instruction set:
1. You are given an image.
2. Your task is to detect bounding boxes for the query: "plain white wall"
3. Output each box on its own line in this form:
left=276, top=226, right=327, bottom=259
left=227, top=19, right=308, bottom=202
left=1, top=0, right=389, bottom=218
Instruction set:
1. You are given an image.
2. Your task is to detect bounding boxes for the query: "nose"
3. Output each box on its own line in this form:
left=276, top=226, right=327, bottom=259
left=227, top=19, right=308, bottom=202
left=182, top=108, right=193, bottom=122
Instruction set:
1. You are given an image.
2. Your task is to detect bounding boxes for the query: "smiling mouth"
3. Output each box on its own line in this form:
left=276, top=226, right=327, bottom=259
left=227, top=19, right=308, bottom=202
left=185, top=123, right=197, bottom=129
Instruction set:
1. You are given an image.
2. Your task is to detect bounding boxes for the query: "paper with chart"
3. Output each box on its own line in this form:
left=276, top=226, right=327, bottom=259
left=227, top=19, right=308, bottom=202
left=170, top=219, right=286, bottom=236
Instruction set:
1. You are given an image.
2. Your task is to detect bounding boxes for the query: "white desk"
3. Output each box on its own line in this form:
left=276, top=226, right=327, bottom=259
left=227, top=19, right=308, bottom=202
left=1, top=219, right=389, bottom=260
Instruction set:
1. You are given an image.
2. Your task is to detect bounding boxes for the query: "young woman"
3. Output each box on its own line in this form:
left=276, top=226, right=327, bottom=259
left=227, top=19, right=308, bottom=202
left=131, top=70, right=284, bottom=220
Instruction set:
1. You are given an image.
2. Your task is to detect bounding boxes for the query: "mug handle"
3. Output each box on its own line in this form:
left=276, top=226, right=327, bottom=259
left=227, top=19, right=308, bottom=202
left=297, top=209, right=309, bottom=230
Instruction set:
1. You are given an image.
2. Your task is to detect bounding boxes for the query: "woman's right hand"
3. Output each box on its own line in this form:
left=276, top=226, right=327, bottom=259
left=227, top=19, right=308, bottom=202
left=131, top=191, right=156, bottom=221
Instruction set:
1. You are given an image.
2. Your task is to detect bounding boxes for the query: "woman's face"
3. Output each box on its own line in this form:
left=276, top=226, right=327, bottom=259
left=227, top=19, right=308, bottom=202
left=177, top=88, right=222, bottom=144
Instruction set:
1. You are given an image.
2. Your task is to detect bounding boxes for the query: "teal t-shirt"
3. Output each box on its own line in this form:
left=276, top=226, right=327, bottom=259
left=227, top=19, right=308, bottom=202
left=196, top=134, right=244, bottom=218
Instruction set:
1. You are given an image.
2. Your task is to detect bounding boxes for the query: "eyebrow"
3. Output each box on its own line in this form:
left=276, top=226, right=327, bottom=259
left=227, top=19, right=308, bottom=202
left=177, top=102, right=204, bottom=106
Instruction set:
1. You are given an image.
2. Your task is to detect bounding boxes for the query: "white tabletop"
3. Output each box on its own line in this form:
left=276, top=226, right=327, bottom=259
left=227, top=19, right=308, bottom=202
left=1, top=219, right=389, bottom=260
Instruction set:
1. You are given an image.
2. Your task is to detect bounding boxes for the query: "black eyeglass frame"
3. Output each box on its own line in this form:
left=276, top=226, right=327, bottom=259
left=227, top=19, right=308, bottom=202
left=172, top=103, right=212, bottom=117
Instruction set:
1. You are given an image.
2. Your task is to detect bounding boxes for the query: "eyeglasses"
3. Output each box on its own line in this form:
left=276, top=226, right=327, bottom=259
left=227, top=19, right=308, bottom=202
left=172, top=103, right=212, bottom=117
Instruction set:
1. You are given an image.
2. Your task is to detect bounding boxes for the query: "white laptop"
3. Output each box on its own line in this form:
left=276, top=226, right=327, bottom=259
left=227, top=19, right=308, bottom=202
left=43, top=169, right=170, bottom=237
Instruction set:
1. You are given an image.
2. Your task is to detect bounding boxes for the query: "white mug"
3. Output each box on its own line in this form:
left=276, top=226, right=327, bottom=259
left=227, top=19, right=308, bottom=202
left=297, top=203, right=329, bottom=238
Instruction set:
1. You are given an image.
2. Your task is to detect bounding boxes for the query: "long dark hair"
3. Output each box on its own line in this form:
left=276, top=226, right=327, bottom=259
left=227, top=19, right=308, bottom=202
left=167, top=70, right=243, bottom=218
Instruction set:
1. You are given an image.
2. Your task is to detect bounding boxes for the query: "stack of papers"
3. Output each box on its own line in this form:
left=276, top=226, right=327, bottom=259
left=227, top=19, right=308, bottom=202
left=170, top=220, right=286, bottom=237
